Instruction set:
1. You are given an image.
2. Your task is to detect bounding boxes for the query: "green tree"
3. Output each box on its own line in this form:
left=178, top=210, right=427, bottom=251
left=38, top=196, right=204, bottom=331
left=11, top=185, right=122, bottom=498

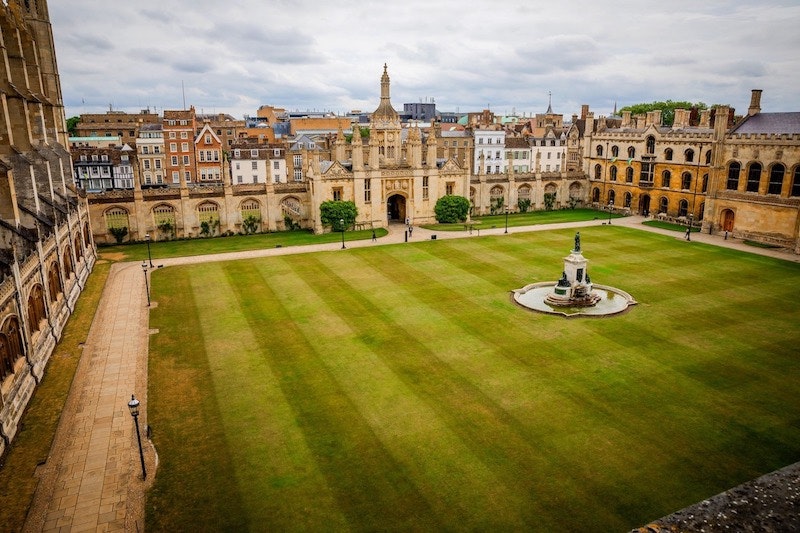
left=66, top=116, right=80, bottom=136
left=618, top=100, right=708, bottom=126
left=319, top=200, right=358, bottom=231
left=434, top=195, right=470, bottom=223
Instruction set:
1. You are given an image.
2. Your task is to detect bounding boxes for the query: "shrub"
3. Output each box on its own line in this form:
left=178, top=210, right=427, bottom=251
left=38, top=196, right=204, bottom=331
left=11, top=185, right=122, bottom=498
left=434, top=195, right=470, bottom=223
left=109, top=226, right=128, bottom=244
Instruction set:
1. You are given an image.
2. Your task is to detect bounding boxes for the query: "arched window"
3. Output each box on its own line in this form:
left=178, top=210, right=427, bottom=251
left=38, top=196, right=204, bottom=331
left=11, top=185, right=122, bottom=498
left=490, top=186, right=505, bottom=205
left=702, top=174, right=709, bottom=193
left=240, top=199, right=261, bottom=220
left=646, top=136, right=655, bottom=154
left=727, top=162, right=740, bottom=190
left=83, top=222, right=92, bottom=246
left=768, top=164, right=785, bottom=195
left=592, top=188, right=600, bottom=203
left=610, top=166, right=617, bottom=181
left=611, top=145, right=619, bottom=158
left=627, top=146, right=635, bottom=159
left=596, top=144, right=604, bottom=157
left=280, top=196, right=302, bottom=217
left=607, top=189, right=616, bottom=206
left=659, top=197, right=669, bottom=213
left=626, top=167, right=634, bottom=183
left=705, top=151, right=712, bottom=165
left=104, top=207, right=129, bottom=232
left=197, top=201, right=220, bottom=224
left=624, top=192, right=632, bottom=208
left=27, top=285, right=46, bottom=333
left=517, top=185, right=532, bottom=201
left=594, top=164, right=602, bottom=180
left=681, top=172, right=692, bottom=190
left=661, top=170, right=671, bottom=188
left=0, top=317, right=24, bottom=380
left=746, top=162, right=762, bottom=192
left=74, top=234, right=83, bottom=261
left=664, top=148, right=673, bottom=161
left=678, top=199, right=689, bottom=217
left=685, top=149, right=694, bottom=163
left=792, top=167, right=800, bottom=197
left=48, top=262, right=62, bottom=303
left=62, top=246, right=74, bottom=279
left=153, top=204, right=177, bottom=234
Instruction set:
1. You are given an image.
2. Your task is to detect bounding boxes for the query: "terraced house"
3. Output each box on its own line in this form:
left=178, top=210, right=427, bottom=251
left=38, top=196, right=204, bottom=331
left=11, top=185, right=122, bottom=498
left=0, top=0, right=95, bottom=456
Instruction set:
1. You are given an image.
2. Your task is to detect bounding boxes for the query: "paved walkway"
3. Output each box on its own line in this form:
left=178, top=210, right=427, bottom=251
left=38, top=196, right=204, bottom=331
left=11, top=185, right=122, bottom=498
left=21, top=217, right=800, bottom=531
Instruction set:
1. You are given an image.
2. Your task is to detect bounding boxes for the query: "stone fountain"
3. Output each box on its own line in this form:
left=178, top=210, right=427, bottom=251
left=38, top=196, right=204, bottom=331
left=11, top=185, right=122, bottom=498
left=513, top=232, right=637, bottom=317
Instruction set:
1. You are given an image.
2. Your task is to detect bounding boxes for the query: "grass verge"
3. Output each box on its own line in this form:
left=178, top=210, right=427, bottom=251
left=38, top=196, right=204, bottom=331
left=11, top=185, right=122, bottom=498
left=99, top=227, right=388, bottom=262
left=423, top=208, right=621, bottom=231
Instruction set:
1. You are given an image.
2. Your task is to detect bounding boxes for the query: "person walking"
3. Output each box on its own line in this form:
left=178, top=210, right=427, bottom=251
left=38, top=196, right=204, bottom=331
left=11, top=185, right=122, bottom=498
left=371, top=230, right=377, bottom=242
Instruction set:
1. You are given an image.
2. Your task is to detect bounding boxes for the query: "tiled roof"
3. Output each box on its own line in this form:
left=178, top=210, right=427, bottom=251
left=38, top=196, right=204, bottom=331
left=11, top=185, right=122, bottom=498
left=732, top=112, right=800, bottom=134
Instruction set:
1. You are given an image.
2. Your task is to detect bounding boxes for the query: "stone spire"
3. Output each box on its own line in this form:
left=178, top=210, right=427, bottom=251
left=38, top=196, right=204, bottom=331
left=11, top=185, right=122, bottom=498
left=372, top=64, right=399, bottom=121
left=546, top=91, right=553, bottom=114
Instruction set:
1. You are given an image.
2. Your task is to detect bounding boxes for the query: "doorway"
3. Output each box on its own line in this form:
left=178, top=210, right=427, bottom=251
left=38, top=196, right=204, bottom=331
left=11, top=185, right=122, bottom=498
left=722, top=209, right=735, bottom=232
left=638, top=194, right=651, bottom=216
left=387, top=194, right=406, bottom=222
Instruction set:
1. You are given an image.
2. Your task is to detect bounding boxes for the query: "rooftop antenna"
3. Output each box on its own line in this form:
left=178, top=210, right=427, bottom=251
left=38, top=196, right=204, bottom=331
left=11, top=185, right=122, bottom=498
left=182, top=80, right=186, bottom=110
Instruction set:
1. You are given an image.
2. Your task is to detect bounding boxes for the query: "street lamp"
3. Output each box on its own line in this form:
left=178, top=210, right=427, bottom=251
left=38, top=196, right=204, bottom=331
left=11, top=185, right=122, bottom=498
left=127, top=394, right=147, bottom=480
left=145, top=233, right=153, bottom=268
left=608, top=199, right=614, bottom=224
left=142, top=261, right=150, bottom=306
left=339, top=218, right=346, bottom=250
left=504, top=205, right=509, bottom=234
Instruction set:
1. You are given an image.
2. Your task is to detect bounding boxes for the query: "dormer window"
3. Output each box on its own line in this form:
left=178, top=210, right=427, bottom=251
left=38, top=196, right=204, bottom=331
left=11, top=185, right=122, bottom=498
left=205, top=135, right=212, bottom=144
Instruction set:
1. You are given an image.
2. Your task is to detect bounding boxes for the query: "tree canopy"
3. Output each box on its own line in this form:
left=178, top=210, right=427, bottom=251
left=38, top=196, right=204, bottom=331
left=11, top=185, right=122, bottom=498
left=66, top=116, right=80, bottom=136
left=434, top=195, right=470, bottom=223
left=618, top=100, right=708, bottom=126
left=319, top=200, right=358, bottom=231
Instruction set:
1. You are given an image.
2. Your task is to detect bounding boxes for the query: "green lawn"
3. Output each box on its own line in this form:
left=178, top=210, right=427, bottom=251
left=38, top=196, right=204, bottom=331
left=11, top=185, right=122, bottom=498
left=423, top=207, right=621, bottom=231
left=98, top=227, right=388, bottom=262
left=146, top=226, right=800, bottom=531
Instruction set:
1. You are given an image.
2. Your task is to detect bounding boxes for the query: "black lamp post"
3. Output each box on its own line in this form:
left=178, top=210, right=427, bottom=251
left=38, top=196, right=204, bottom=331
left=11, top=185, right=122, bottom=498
left=142, top=261, right=150, bottom=306
left=608, top=199, right=614, bottom=224
left=145, top=233, right=153, bottom=267
left=127, top=394, right=147, bottom=480
left=339, top=219, right=346, bottom=250
left=504, top=205, right=509, bottom=234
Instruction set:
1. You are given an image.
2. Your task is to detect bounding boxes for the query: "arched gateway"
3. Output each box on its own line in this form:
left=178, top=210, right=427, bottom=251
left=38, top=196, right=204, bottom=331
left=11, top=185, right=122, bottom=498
left=387, top=193, right=406, bottom=222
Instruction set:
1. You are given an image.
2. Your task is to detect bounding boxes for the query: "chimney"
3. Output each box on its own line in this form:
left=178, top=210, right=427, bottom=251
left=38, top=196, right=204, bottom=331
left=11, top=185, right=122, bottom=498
left=748, top=89, right=762, bottom=116
left=621, top=111, right=632, bottom=128
left=699, top=110, right=711, bottom=128
left=581, top=105, right=589, bottom=119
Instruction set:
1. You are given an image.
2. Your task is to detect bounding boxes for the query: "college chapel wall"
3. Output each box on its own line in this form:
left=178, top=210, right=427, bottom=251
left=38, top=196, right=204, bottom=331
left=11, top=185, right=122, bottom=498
left=0, top=0, right=97, bottom=456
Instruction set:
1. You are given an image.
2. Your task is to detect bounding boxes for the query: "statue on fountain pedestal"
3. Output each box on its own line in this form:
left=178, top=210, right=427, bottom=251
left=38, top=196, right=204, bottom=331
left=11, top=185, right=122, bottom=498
left=574, top=232, right=581, bottom=252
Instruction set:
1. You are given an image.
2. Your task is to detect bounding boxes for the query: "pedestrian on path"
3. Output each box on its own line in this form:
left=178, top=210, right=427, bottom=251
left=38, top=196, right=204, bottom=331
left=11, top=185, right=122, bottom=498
left=371, top=230, right=377, bottom=242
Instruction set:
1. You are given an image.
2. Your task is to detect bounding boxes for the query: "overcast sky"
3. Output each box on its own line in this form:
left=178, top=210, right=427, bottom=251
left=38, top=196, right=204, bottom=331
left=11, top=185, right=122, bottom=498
left=50, top=1, right=800, bottom=121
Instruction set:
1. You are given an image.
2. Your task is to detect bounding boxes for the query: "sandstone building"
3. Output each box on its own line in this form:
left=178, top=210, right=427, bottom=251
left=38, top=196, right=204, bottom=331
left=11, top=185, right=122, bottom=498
left=0, top=0, right=95, bottom=456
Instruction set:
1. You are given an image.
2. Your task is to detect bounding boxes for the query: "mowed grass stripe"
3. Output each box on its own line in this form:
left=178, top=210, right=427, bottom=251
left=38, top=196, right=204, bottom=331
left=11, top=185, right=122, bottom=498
left=223, top=259, right=443, bottom=531
left=147, top=267, right=248, bottom=531
left=186, top=263, right=348, bottom=531
left=290, top=253, right=615, bottom=529
left=257, top=257, right=530, bottom=531
left=351, top=245, right=688, bottom=524
left=352, top=237, right=800, bottom=523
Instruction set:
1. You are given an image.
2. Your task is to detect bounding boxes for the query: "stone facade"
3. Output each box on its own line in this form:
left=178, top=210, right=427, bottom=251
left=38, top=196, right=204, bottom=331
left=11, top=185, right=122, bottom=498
left=0, top=0, right=96, bottom=457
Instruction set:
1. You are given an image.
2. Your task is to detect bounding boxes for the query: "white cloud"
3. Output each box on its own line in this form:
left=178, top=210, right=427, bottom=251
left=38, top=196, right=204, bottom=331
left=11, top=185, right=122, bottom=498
left=50, top=0, right=800, bottom=120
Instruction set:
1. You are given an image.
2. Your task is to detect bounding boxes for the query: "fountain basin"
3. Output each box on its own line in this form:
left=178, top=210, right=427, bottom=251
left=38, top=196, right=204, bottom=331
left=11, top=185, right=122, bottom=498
left=513, top=282, right=637, bottom=317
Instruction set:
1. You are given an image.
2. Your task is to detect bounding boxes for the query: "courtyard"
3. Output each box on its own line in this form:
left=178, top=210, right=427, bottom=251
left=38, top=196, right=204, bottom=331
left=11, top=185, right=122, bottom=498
left=143, top=225, right=800, bottom=530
